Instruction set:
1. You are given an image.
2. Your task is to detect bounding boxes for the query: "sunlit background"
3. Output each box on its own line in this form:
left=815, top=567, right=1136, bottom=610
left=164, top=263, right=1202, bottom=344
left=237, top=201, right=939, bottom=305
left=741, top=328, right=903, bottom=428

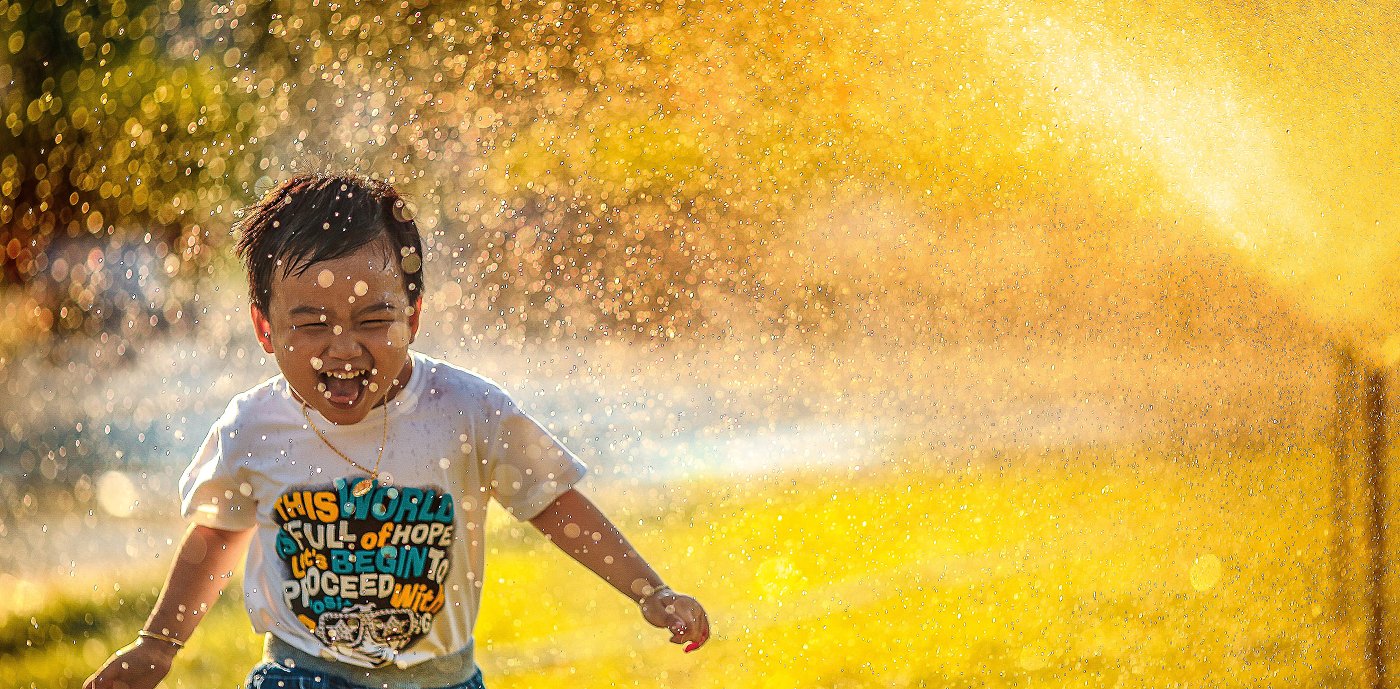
left=2, top=0, right=1398, bottom=686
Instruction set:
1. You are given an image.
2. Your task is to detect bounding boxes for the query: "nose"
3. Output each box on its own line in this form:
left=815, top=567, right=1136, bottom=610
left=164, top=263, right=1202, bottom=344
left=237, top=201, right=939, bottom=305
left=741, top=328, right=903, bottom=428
left=325, top=326, right=364, bottom=360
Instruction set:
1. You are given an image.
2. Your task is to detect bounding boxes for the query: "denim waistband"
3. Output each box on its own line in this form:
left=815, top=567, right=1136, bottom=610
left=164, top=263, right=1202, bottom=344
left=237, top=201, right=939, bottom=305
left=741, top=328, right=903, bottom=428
left=260, top=633, right=480, bottom=689
left=246, top=660, right=485, bottom=689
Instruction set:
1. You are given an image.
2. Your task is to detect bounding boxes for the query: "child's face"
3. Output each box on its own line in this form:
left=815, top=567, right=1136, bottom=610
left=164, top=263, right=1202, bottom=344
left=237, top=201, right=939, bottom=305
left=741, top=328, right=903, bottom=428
left=250, top=240, right=422, bottom=425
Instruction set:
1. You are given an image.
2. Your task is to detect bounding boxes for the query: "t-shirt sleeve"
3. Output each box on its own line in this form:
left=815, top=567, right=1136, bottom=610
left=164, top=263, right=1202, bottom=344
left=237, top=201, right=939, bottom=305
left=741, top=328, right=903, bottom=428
left=179, top=401, right=258, bottom=531
left=480, top=387, right=588, bottom=521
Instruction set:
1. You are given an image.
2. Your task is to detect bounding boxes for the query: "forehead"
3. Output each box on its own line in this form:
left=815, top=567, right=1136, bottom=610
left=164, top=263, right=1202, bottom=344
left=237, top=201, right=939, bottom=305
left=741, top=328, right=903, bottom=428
left=269, top=245, right=410, bottom=308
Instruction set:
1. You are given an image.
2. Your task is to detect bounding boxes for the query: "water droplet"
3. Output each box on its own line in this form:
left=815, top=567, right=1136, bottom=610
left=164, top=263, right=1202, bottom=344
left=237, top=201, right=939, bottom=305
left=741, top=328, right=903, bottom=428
left=630, top=579, right=655, bottom=597
left=95, top=472, right=137, bottom=518
left=1190, top=554, right=1222, bottom=591
left=317, top=270, right=335, bottom=288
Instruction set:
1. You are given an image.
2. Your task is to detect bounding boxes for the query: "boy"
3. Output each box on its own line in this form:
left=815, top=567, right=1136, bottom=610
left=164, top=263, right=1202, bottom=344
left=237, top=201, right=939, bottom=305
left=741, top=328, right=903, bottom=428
left=85, top=173, right=710, bottom=689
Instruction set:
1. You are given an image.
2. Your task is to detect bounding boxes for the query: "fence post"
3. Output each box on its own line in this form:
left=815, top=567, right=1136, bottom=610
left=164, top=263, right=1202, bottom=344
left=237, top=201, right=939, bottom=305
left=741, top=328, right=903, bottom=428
left=1365, top=368, right=1389, bottom=689
left=1336, top=346, right=1357, bottom=622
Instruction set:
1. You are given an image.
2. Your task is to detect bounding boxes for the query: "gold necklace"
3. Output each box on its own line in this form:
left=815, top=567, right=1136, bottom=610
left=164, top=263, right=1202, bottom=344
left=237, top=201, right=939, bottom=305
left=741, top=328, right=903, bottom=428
left=298, top=400, right=389, bottom=497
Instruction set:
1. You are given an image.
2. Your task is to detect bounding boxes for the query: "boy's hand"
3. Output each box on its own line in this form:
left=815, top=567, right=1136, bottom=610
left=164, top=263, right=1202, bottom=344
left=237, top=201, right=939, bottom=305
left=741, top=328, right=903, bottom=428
left=640, top=586, right=711, bottom=652
left=83, top=637, right=178, bottom=689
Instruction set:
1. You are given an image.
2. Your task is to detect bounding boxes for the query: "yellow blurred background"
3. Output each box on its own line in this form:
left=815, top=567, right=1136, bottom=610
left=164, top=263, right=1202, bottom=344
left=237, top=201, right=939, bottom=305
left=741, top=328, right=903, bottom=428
left=2, top=0, right=1397, bottom=686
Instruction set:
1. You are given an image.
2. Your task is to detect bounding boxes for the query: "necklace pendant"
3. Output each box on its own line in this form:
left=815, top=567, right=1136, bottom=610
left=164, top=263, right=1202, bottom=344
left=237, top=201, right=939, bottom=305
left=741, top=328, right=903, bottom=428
left=351, top=478, right=374, bottom=497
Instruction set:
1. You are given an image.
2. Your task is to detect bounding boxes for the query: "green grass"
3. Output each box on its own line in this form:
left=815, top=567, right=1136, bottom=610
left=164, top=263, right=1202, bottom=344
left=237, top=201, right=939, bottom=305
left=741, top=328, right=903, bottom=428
left=5, top=443, right=1369, bottom=688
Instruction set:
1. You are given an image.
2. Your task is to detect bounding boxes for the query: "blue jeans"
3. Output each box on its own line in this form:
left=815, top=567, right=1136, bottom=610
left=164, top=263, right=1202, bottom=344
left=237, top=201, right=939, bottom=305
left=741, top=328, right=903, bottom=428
left=245, top=661, right=487, bottom=689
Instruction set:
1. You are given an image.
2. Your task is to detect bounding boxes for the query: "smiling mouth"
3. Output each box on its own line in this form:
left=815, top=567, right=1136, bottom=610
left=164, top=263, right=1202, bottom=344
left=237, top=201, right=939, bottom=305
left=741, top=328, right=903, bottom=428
left=317, top=368, right=367, bottom=407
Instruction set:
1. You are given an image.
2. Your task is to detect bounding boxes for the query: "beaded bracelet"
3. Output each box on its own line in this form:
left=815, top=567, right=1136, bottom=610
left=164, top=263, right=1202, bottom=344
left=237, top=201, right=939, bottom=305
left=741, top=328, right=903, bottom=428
left=639, top=584, right=673, bottom=606
left=137, top=629, right=186, bottom=650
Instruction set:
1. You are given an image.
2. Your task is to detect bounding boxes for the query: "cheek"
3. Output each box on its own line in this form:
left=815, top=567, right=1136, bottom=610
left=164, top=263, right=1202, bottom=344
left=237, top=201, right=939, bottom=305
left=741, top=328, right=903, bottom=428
left=272, top=332, right=310, bottom=355
left=384, top=323, right=412, bottom=347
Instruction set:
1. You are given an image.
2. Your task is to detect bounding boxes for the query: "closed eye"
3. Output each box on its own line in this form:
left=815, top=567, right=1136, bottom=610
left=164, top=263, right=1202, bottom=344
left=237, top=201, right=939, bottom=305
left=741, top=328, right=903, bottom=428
left=292, top=322, right=328, bottom=330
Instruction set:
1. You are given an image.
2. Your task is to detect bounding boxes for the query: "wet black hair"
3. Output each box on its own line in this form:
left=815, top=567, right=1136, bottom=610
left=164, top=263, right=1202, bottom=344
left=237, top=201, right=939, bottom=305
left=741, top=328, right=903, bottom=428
left=233, top=173, right=424, bottom=317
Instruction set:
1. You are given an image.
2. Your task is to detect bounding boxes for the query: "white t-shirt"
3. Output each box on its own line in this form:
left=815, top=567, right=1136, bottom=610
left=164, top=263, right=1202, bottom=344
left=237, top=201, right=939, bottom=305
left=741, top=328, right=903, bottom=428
left=179, top=350, right=587, bottom=670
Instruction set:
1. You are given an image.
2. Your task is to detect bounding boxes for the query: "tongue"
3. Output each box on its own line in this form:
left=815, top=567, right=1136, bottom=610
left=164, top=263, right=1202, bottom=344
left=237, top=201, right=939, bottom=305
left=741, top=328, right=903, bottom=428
left=325, top=376, right=362, bottom=406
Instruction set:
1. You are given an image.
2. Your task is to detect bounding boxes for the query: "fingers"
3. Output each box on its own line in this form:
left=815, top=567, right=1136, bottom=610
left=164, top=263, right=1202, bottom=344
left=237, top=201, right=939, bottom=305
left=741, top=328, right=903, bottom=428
left=84, top=670, right=118, bottom=689
left=663, top=599, right=711, bottom=653
left=644, top=592, right=712, bottom=653
left=684, top=608, right=711, bottom=653
left=85, top=648, right=158, bottom=689
left=84, top=673, right=115, bottom=689
left=690, top=608, right=711, bottom=652
left=84, top=665, right=109, bottom=689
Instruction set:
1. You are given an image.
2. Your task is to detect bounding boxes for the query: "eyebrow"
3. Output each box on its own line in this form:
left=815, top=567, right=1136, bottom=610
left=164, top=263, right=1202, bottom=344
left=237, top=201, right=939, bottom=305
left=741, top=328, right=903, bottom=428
left=287, top=302, right=398, bottom=318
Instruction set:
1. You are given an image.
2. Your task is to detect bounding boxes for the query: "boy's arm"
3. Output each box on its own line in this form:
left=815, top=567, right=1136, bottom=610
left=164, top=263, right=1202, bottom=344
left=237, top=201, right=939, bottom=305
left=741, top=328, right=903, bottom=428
left=528, top=488, right=711, bottom=652
left=84, top=523, right=255, bottom=689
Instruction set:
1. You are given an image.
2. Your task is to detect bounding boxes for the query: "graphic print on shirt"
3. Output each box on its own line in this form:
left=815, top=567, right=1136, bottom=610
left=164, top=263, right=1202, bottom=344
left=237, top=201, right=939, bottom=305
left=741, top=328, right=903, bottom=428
left=273, top=478, right=454, bottom=666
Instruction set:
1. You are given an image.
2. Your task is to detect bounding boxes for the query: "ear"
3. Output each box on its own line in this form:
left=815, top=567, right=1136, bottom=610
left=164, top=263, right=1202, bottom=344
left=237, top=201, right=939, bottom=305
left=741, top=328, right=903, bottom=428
left=251, top=304, right=276, bottom=354
left=408, top=296, right=423, bottom=344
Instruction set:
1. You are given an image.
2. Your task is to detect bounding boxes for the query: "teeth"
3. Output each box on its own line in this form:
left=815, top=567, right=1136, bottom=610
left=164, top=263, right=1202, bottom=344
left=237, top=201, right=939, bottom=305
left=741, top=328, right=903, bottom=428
left=325, top=370, right=364, bottom=380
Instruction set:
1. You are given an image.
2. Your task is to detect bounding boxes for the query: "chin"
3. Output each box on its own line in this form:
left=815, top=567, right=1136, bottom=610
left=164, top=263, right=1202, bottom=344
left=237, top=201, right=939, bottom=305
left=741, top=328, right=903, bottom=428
left=289, top=382, right=366, bottom=423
